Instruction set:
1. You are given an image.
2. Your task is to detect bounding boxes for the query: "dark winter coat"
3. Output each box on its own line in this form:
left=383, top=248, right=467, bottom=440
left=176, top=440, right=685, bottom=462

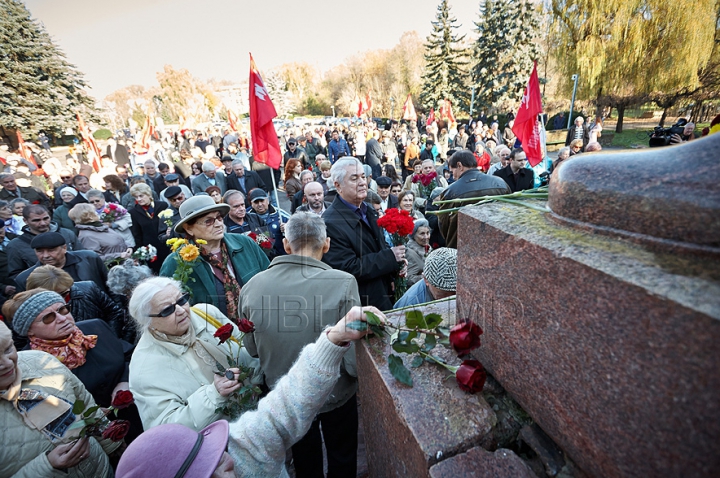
left=69, top=281, right=127, bottom=339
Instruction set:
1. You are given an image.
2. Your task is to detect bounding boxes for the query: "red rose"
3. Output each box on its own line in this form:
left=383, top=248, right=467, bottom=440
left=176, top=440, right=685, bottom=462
left=214, top=323, right=234, bottom=344
left=455, top=359, right=486, bottom=393
left=247, top=232, right=257, bottom=240
left=102, top=420, right=130, bottom=442
left=412, top=174, right=420, bottom=183
left=237, top=318, right=255, bottom=334
left=449, top=319, right=483, bottom=355
left=260, top=240, right=272, bottom=249
left=111, top=390, right=134, bottom=410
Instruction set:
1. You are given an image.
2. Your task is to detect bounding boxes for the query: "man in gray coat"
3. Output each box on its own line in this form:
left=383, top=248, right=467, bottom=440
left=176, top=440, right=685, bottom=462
left=239, top=212, right=361, bottom=478
left=191, top=161, right=227, bottom=195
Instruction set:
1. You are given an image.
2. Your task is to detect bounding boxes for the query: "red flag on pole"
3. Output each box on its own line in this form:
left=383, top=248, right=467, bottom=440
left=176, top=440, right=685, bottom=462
left=444, top=99, right=456, bottom=126
left=249, top=54, right=281, bottom=170
left=76, top=114, right=101, bottom=172
left=365, top=92, right=373, bottom=112
left=137, top=111, right=155, bottom=152
left=402, top=94, right=417, bottom=122
left=16, top=131, right=38, bottom=168
left=511, top=61, right=543, bottom=167
left=426, top=108, right=435, bottom=126
left=227, top=109, right=239, bottom=132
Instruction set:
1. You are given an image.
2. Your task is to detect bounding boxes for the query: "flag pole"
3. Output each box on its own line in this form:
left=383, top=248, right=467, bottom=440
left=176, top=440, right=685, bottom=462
left=269, top=167, right=282, bottom=216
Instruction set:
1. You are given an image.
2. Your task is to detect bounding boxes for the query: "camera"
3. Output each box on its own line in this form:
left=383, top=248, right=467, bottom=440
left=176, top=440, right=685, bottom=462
left=649, top=118, right=688, bottom=147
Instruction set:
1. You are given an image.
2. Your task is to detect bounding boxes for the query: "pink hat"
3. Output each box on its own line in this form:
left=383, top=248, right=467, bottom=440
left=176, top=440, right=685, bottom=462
left=116, top=420, right=229, bottom=478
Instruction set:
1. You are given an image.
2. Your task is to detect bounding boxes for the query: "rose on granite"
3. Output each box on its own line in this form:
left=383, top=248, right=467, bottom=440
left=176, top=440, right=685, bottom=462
left=449, top=319, right=483, bottom=355
left=455, top=359, right=487, bottom=393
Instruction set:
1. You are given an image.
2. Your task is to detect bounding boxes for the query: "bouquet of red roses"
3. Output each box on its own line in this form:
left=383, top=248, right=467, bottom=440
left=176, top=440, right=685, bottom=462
left=377, top=208, right=415, bottom=301
left=411, top=170, right=438, bottom=199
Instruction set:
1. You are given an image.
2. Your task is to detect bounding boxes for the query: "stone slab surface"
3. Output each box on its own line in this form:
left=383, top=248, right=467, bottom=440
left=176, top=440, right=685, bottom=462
left=429, top=446, right=537, bottom=478
left=357, top=300, right=498, bottom=478
left=457, top=202, right=720, bottom=478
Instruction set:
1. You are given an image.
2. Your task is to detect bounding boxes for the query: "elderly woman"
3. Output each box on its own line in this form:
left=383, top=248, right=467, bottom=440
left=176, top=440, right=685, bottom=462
left=52, top=187, right=79, bottom=234
left=102, top=173, right=127, bottom=203
left=283, top=159, right=303, bottom=199
left=26, top=265, right=127, bottom=338
left=398, top=190, right=425, bottom=220
left=2, top=290, right=138, bottom=430
left=0, top=320, right=121, bottom=477
left=121, top=177, right=160, bottom=210
left=569, top=138, right=584, bottom=156
left=127, top=277, right=262, bottom=431
left=68, top=203, right=131, bottom=261
left=87, top=188, right=135, bottom=247
left=107, top=260, right=154, bottom=343
left=159, top=195, right=269, bottom=321
left=120, top=289, right=378, bottom=477
left=402, top=160, right=422, bottom=191
left=129, top=182, right=171, bottom=274
left=406, top=219, right=432, bottom=286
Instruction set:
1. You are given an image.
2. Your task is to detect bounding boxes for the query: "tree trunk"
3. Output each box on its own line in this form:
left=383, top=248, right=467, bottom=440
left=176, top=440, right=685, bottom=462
left=607, top=106, right=613, bottom=119
left=659, top=107, right=668, bottom=127
left=615, top=105, right=626, bottom=133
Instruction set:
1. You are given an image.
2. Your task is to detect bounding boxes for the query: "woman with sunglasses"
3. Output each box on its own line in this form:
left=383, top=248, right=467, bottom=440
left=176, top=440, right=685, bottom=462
left=127, top=277, right=261, bottom=431
left=2, top=288, right=142, bottom=441
left=159, top=195, right=269, bottom=322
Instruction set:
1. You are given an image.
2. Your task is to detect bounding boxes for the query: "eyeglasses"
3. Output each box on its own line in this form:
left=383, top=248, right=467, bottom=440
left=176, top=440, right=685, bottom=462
left=89, top=199, right=103, bottom=204
left=60, top=176, right=72, bottom=180
left=40, top=303, right=72, bottom=324
left=149, top=293, right=190, bottom=317
left=198, top=214, right=224, bottom=227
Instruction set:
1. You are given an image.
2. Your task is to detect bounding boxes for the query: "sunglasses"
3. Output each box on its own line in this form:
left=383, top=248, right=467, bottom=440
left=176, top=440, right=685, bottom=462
left=60, top=176, right=72, bottom=180
left=149, top=293, right=190, bottom=318
left=40, top=303, right=72, bottom=324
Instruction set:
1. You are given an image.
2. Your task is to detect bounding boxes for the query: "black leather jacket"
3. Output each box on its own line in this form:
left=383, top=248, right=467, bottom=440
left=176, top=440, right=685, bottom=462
left=70, top=281, right=127, bottom=339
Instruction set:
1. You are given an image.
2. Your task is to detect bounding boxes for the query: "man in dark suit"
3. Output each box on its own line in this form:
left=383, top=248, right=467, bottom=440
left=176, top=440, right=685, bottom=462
left=15, top=232, right=108, bottom=293
left=106, top=138, right=130, bottom=165
left=375, top=176, right=399, bottom=212
left=322, top=157, right=405, bottom=310
left=226, top=159, right=266, bottom=204
left=364, top=130, right=383, bottom=179
left=493, top=148, right=535, bottom=193
left=0, top=174, right=50, bottom=208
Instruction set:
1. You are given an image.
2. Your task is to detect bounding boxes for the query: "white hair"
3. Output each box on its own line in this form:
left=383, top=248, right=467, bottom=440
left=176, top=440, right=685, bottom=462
left=329, top=157, right=363, bottom=187
left=128, top=277, right=184, bottom=333
left=285, top=212, right=326, bottom=252
left=202, top=161, right=215, bottom=172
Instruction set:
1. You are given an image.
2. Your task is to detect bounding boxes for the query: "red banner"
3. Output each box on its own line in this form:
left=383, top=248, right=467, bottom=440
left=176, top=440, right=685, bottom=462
left=76, top=114, right=101, bottom=172
left=16, top=131, right=38, bottom=168
left=227, top=109, right=239, bottom=132
left=137, top=112, right=155, bottom=152
left=249, top=54, right=282, bottom=170
left=511, top=61, right=543, bottom=167
left=427, top=108, right=435, bottom=126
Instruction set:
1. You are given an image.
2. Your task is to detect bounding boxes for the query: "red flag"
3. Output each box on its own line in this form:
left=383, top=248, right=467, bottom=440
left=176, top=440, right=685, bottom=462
left=227, top=109, right=239, bottom=132
left=365, top=92, right=373, bottom=112
left=402, top=94, right=417, bottom=122
left=76, top=114, right=101, bottom=172
left=249, top=54, right=282, bottom=170
left=427, top=108, right=435, bottom=126
left=138, top=111, right=155, bottom=152
left=511, top=61, right=543, bottom=167
left=354, top=93, right=363, bottom=118
left=16, top=131, right=38, bottom=168
left=444, top=99, right=456, bottom=126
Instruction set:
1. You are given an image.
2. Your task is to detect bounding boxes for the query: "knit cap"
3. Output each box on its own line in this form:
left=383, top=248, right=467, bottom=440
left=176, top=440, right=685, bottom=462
left=12, top=291, right=65, bottom=337
left=423, top=248, right=457, bottom=292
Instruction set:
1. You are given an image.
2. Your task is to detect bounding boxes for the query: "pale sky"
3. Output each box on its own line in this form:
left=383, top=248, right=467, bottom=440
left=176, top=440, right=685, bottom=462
left=23, top=0, right=478, bottom=99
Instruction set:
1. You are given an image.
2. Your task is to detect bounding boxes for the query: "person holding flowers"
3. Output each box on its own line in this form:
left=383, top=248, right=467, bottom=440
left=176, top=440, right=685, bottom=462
left=68, top=204, right=132, bottom=262
left=159, top=195, right=269, bottom=322
left=1, top=289, right=143, bottom=442
left=127, top=277, right=260, bottom=431
left=129, top=183, right=171, bottom=274
left=0, top=320, right=123, bottom=477
left=408, top=159, right=448, bottom=211
left=88, top=189, right=135, bottom=247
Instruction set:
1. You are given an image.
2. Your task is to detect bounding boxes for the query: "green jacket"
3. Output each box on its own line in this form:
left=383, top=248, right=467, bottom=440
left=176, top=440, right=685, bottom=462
left=159, top=233, right=270, bottom=307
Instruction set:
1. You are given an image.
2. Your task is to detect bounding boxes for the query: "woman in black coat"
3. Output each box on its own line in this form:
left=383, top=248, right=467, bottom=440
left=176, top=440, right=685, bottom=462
left=128, top=183, right=171, bottom=274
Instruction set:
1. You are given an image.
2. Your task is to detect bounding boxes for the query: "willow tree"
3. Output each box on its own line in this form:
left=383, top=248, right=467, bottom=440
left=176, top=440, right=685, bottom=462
left=551, top=0, right=716, bottom=132
left=420, top=0, right=470, bottom=113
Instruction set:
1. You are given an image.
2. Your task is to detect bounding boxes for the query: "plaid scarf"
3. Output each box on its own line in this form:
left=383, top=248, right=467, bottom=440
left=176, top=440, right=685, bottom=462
left=200, top=242, right=241, bottom=323
left=30, top=328, right=97, bottom=370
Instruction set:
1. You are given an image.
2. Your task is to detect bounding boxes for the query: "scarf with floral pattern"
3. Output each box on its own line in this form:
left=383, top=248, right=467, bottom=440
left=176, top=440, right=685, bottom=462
left=200, top=241, right=241, bottom=323
left=29, top=328, right=97, bottom=370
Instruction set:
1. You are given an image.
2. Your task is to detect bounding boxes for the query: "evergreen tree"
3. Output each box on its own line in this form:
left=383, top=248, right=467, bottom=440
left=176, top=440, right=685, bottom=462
left=472, top=0, right=541, bottom=113
left=420, top=0, right=470, bottom=114
left=0, top=0, right=96, bottom=136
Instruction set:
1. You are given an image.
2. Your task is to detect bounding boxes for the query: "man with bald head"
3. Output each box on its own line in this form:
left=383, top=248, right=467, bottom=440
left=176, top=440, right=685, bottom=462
left=296, top=181, right=331, bottom=216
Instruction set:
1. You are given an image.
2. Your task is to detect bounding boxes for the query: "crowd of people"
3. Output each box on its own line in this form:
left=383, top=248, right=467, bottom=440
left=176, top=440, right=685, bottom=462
left=0, top=110, right=653, bottom=477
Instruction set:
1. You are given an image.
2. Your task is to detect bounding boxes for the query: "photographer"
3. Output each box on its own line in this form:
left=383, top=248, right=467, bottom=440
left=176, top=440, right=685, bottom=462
left=670, top=122, right=696, bottom=144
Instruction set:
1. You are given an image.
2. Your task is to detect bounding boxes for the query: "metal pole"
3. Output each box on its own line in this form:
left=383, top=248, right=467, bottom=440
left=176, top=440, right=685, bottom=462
left=331, top=105, right=335, bottom=118
left=390, top=97, right=395, bottom=121
left=470, top=87, right=476, bottom=118
left=269, top=164, right=282, bottom=215
left=568, top=74, right=579, bottom=129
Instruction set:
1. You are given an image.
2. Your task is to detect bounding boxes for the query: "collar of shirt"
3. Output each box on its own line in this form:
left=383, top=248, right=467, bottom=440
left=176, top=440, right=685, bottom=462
left=338, top=195, right=369, bottom=226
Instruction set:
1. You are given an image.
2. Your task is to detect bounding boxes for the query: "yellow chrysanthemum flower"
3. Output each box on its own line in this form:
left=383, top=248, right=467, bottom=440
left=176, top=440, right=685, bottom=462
left=178, top=244, right=199, bottom=262
left=196, top=239, right=208, bottom=245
